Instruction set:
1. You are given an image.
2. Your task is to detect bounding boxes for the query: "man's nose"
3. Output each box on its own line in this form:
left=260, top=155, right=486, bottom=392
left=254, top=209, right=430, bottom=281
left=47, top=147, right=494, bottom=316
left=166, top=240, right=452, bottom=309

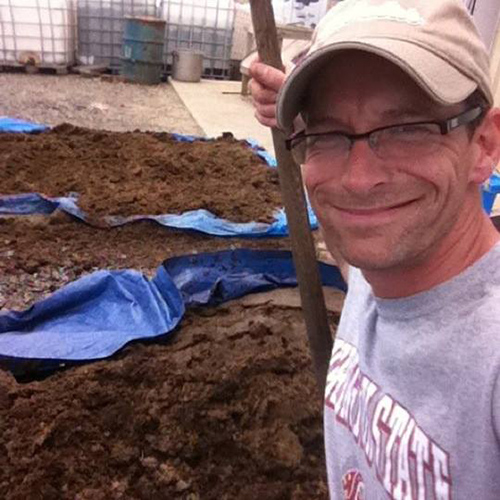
left=340, top=139, right=391, bottom=194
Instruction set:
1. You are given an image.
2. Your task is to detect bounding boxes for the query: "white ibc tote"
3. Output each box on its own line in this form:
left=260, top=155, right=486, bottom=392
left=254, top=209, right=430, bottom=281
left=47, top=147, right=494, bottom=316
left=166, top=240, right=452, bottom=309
left=0, top=0, right=76, bottom=66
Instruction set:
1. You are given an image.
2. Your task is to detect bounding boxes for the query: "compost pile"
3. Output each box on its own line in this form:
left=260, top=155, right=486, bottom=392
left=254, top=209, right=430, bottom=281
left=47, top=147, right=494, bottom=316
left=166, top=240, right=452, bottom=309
left=0, top=124, right=282, bottom=222
left=0, top=122, right=342, bottom=499
left=0, top=214, right=290, bottom=311
left=0, top=297, right=341, bottom=500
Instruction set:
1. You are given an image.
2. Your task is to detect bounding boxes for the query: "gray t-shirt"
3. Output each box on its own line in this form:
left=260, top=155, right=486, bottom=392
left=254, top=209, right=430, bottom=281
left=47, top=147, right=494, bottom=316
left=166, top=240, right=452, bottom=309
left=324, top=243, right=500, bottom=499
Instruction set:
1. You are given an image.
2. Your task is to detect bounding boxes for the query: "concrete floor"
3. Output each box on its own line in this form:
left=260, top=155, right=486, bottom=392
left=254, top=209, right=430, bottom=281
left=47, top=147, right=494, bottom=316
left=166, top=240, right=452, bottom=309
left=170, top=78, right=275, bottom=156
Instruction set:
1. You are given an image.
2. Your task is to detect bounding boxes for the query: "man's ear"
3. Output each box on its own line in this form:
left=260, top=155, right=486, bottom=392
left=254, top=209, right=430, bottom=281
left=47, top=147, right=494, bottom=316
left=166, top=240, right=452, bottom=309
left=469, top=108, right=500, bottom=184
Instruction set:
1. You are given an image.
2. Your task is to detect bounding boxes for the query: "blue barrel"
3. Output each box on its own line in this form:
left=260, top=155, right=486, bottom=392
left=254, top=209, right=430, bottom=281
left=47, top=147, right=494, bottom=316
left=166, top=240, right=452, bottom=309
left=121, top=17, right=166, bottom=85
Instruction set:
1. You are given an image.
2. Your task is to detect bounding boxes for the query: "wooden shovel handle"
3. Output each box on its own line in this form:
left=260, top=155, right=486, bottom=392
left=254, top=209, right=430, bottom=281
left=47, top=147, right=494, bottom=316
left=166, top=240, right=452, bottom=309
left=250, top=0, right=333, bottom=395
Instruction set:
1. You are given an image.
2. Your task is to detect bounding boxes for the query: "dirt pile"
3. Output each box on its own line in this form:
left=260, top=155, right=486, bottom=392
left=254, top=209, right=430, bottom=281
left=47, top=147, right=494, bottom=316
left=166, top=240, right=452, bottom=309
left=0, top=125, right=282, bottom=222
left=0, top=296, right=342, bottom=500
left=0, top=121, right=341, bottom=500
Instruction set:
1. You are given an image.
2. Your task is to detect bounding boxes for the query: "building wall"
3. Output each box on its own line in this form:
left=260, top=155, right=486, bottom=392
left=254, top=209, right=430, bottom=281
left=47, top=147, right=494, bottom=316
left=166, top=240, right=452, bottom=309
left=492, top=24, right=500, bottom=105
left=467, top=0, right=500, bottom=50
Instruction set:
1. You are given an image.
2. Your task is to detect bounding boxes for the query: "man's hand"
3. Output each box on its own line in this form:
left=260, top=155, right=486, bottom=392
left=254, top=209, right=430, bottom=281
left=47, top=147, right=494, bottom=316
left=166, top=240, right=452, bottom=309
left=249, top=61, right=286, bottom=129
left=249, top=62, right=348, bottom=283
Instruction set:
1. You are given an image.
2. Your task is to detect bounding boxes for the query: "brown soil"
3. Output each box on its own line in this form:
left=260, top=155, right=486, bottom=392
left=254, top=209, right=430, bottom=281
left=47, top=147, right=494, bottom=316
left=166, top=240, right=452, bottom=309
left=0, top=294, right=342, bottom=500
left=0, top=124, right=282, bottom=223
left=0, top=213, right=290, bottom=311
left=0, top=116, right=340, bottom=499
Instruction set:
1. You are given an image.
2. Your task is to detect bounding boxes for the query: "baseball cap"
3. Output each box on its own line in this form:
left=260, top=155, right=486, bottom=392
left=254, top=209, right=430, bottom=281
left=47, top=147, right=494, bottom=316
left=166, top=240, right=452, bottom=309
left=277, top=0, right=494, bottom=131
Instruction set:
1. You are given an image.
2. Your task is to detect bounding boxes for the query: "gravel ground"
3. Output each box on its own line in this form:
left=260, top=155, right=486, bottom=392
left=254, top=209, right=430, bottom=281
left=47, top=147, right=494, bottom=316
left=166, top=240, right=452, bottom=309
left=0, top=72, right=203, bottom=135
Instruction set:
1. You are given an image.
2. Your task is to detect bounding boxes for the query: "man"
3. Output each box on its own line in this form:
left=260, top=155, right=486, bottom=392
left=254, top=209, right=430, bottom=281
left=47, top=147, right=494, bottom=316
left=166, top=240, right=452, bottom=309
left=250, top=0, right=500, bottom=498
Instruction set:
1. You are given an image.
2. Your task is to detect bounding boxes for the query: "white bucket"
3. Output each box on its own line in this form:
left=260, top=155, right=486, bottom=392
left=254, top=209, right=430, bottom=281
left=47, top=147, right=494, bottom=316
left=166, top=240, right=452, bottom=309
left=172, top=49, right=203, bottom=82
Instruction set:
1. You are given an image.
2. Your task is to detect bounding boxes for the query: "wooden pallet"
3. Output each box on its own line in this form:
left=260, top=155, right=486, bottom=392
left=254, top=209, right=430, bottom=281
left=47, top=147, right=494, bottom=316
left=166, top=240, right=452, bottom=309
left=0, top=62, right=71, bottom=75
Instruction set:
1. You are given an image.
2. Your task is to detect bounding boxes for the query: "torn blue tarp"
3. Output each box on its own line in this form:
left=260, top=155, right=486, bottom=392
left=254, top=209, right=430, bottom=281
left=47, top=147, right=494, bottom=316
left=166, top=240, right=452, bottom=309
left=0, top=269, right=185, bottom=362
left=164, top=248, right=347, bottom=308
left=0, top=193, right=57, bottom=215
left=0, top=119, right=317, bottom=236
left=0, top=250, right=345, bottom=373
left=0, top=192, right=317, bottom=236
left=0, top=117, right=48, bottom=133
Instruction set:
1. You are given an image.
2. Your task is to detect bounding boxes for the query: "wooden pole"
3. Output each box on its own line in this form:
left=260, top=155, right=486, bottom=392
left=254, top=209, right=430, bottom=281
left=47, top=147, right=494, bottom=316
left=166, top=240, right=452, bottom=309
left=249, top=0, right=333, bottom=395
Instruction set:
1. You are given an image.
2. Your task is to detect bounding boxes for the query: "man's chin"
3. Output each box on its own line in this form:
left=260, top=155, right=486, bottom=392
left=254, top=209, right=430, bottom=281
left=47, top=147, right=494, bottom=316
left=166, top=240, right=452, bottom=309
left=343, top=255, right=400, bottom=272
left=334, top=240, right=414, bottom=272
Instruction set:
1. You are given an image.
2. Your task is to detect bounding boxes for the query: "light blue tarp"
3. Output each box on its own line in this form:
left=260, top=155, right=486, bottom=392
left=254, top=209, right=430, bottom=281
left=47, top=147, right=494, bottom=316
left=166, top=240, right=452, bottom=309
left=0, top=250, right=345, bottom=375
left=0, top=119, right=318, bottom=236
left=0, top=117, right=48, bottom=133
left=0, top=193, right=317, bottom=237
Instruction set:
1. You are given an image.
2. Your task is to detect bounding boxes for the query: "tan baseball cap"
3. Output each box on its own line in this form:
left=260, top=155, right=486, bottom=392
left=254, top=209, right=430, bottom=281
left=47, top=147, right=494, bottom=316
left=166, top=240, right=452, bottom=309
left=277, top=0, right=494, bottom=131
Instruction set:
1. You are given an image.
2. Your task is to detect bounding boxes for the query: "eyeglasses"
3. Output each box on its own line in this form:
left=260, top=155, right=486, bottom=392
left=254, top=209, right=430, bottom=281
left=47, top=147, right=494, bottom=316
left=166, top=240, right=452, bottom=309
left=285, top=106, right=484, bottom=165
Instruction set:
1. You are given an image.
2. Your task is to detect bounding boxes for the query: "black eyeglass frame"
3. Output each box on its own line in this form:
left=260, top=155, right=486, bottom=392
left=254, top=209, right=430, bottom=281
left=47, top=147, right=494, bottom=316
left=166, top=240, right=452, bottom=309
left=285, top=106, right=485, bottom=154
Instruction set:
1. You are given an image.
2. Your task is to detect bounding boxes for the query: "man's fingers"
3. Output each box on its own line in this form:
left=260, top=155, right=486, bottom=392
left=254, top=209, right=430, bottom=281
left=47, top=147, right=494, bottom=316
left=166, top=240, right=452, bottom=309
left=252, top=92, right=279, bottom=128
left=248, top=61, right=285, bottom=129
left=249, top=78, right=278, bottom=104
left=254, top=111, right=278, bottom=129
left=249, top=61, right=286, bottom=93
left=252, top=102, right=277, bottom=120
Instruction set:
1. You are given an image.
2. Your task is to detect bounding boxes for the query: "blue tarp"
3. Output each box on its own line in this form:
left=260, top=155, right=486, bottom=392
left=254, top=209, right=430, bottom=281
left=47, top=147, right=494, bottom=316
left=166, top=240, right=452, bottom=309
left=164, top=249, right=346, bottom=308
left=0, top=119, right=318, bottom=236
left=0, top=193, right=319, bottom=237
left=0, top=269, right=185, bottom=361
left=0, top=193, right=57, bottom=215
left=0, top=250, right=345, bottom=374
left=0, top=117, right=48, bottom=134
left=482, top=172, right=500, bottom=214
left=491, top=173, right=500, bottom=191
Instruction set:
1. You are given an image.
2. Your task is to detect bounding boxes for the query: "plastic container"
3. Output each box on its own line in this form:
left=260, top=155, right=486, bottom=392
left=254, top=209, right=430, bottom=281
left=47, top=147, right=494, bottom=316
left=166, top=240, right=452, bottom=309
left=121, top=16, right=166, bottom=84
left=172, top=48, right=203, bottom=82
left=0, top=0, right=76, bottom=67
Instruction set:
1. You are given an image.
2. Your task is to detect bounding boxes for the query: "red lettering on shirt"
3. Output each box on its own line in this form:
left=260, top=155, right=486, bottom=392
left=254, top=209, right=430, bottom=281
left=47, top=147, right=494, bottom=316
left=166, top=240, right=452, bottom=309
left=326, top=339, right=451, bottom=500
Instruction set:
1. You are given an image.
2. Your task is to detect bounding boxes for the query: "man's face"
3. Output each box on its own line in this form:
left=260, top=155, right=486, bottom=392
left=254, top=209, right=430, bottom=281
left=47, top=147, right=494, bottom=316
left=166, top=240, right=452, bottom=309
left=302, top=52, right=479, bottom=271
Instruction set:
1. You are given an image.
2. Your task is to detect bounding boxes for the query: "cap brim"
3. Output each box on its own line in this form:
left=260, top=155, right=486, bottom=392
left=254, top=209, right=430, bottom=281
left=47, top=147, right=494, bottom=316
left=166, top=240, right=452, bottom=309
left=277, top=38, right=478, bottom=131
